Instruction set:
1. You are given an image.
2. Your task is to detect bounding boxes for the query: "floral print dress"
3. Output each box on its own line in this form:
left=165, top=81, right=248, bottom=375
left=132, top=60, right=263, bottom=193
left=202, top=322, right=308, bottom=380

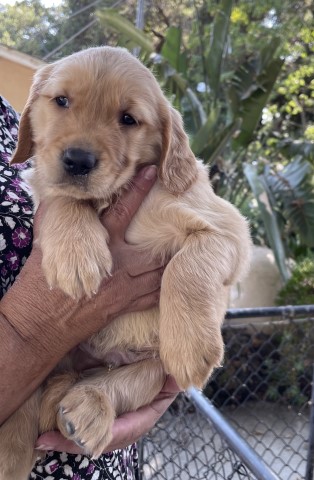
left=0, top=96, right=139, bottom=480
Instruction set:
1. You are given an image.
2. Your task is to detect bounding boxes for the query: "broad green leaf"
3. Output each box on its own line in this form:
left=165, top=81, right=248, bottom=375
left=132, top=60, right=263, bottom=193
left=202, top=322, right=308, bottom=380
left=258, top=36, right=281, bottom=74
left=185, top=88, right=207, bottom=127
left=263, top=159, right=314, bottom=248
left=277, top=140, right=314, bottom=163
left=161, top=27, right=183, bottom=72
left=97, top=9, right=154, bottom=54
left=244, top=163, right=290, bottom=282
left=265, top=158, right=311, bottom=192
left=206, top=0, right=233, bottom=101
left=284, top=192, right=314, bottom=247
left=198, top=121, right=240, bottom=164
left=190, top=108, right=219, bottom=155
left=233, top=57, right=284, bottom=148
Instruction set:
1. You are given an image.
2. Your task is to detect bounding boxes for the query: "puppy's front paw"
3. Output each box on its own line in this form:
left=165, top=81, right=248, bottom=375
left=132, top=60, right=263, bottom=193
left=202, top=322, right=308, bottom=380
left=57, top=385, right=115, bottom=458
left=42, top=236, right=112, bottom=299
left=160, top=332, right=224, bottom=390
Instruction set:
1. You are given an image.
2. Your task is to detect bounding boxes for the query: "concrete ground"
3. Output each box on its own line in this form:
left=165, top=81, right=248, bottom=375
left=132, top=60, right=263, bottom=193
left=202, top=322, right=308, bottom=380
left=141, top=400, right=310, bottom=480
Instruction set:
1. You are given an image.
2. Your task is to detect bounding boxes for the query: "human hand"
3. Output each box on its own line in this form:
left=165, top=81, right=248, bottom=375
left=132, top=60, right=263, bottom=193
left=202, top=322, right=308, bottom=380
left=1, top=165, right=164, bottom=354
left=35, top=376, right=181, bottom=453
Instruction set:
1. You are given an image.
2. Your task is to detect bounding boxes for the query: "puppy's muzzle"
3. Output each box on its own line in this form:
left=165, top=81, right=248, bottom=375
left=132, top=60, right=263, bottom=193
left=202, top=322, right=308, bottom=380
left=62, top=148, right=98, bottom=176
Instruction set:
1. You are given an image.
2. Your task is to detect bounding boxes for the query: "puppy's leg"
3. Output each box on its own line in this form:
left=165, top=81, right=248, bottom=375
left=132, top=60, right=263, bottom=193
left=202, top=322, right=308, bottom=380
left=40, top=197, right=112, bottom=298
left=55, top=359, right=165, bottom=458
left=39, top=370, right=81, bottom=433
left=0, top=389, right=41, bottom=480
left=159, top=231, right=233, bottom=390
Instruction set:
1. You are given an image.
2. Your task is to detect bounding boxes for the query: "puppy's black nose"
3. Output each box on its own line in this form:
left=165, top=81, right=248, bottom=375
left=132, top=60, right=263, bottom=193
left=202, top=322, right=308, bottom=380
left=62, top=148, right=97, bottom=176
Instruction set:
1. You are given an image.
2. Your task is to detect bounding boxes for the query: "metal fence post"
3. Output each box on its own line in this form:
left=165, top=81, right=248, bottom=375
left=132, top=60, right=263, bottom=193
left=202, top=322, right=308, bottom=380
left=187, top=387, right=281, bottom=480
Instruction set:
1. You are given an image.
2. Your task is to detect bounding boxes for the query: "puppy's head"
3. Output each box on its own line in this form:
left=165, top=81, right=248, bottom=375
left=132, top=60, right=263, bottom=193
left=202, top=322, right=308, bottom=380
left=11, top=47, right=197, bottom=200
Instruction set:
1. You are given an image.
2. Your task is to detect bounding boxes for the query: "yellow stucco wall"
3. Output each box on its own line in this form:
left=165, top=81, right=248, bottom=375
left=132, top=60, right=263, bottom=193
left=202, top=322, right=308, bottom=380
left=0, top=47, right=44, bottom=112
left=0, top=56, right=37, bottom=113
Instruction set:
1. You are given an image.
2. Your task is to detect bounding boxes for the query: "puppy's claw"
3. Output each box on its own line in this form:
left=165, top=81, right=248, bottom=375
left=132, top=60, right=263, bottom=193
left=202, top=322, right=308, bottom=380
left=65, top=421, right=76, bottom=436
left=59, top=406, right=68, bottom=416
left=74, top=438, right=86, bottom=448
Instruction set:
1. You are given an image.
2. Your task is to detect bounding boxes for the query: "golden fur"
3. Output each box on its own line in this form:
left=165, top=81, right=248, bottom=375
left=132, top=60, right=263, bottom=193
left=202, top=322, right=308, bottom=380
left=0, top=46, right=251, bottom=479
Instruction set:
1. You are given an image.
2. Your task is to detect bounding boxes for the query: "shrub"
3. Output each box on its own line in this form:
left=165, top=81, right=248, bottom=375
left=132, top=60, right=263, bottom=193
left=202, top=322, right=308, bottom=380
left=276, top=255, right=314, bottom=306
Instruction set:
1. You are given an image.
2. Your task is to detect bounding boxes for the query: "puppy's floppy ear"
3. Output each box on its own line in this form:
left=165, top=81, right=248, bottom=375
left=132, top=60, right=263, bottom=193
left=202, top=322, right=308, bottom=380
left=10, top=64, right=52, bottom=165
left=159, top=105, right=198, bottom=195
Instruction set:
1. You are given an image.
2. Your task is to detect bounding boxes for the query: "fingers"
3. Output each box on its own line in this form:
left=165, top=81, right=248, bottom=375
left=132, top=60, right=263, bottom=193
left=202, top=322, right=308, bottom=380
left=113, top=244, right=165, bottom=276
left=159, top=375, right=182, bottom=397
left=101, top=166, right=157, bottom=240
left=101, top=265, right=164, bottom=302
left=35, top=431, right=82, bottom=455
left=125, top=289, right=160, bottom=314
left=126, top=252, right=165, bottom=277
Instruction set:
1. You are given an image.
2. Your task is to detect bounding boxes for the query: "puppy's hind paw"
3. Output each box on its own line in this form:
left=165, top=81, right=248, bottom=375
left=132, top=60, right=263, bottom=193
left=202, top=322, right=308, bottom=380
left=57, top=385, right=115, bottom=458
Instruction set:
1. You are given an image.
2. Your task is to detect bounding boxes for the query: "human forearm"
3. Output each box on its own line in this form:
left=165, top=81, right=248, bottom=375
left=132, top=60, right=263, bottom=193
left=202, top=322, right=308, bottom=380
left=0, top=311, right=66, bottom=424
left=0, top=249, right=88, bottom=423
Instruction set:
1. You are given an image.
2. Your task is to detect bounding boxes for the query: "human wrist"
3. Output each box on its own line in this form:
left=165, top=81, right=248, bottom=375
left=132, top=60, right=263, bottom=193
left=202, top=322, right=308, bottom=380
left=0, top=248, right=80, bottom=357
left=0, top=245, right=116, bottom=353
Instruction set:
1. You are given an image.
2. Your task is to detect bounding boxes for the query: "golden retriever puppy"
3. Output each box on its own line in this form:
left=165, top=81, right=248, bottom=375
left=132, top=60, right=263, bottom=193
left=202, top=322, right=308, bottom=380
left=0, top=46, right=251, bottom=479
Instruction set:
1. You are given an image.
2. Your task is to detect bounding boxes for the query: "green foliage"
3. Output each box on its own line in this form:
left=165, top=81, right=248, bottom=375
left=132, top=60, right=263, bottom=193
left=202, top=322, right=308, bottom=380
left=97, top=8, right=154, bottom=55
left=97, top=6, right=284, bottom=161
left=264, top=159, right=314, bottom=248
left=0, top=0, right=59, bottom=58
left=264, top=322, right=313, bottom=406
left=244, top=163, right=289, bottom=282
left=0, top=0, right=124, bottom=60
left=276, top=255, right=314, bottom=305
left=205, top=0, right=233, bottom=102
left=205, top=322, right=313, bottom=407
left=230, top=41, right=284, bottom=149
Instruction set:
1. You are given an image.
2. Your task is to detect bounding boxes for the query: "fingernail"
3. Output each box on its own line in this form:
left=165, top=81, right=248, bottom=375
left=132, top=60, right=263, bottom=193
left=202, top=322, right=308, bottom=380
left=35, top=444, right=49, bottom=450
left=141, top=165, right=157, bottom=180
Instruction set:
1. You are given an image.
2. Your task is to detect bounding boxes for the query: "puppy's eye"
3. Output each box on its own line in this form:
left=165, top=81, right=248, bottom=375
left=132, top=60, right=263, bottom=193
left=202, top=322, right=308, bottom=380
left=120, top=113, right=137, bottom=126
left=55, top=96, right=69, bottom=108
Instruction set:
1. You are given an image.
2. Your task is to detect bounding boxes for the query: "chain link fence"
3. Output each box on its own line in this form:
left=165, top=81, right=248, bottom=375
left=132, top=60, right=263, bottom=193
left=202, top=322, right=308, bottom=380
left=139, top=306, right=314, bottom=480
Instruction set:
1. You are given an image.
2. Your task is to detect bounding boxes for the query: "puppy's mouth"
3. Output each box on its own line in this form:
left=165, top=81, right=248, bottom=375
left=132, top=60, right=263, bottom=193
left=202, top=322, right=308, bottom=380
left=61, top=172, right=90, bottom=189
left=49, top=175, right=92, bottom=199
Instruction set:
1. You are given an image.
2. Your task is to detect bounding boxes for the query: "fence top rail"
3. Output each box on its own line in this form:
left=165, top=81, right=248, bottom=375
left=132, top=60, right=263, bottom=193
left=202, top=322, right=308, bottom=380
left=225, top=305, right=314, bottom=319
left=187, top=387, right=281, bottom=480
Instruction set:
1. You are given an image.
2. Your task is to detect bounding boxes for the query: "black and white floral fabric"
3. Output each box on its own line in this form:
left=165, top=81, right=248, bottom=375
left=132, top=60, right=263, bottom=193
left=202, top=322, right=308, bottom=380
left=0, top=96, right=33, bottom=297
left=0, top=96, right=139, bottom=480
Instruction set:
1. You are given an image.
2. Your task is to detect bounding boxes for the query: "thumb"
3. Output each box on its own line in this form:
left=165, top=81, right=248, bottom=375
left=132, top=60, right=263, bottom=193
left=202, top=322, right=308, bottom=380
left=101, top=166, right=157, bottom=240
